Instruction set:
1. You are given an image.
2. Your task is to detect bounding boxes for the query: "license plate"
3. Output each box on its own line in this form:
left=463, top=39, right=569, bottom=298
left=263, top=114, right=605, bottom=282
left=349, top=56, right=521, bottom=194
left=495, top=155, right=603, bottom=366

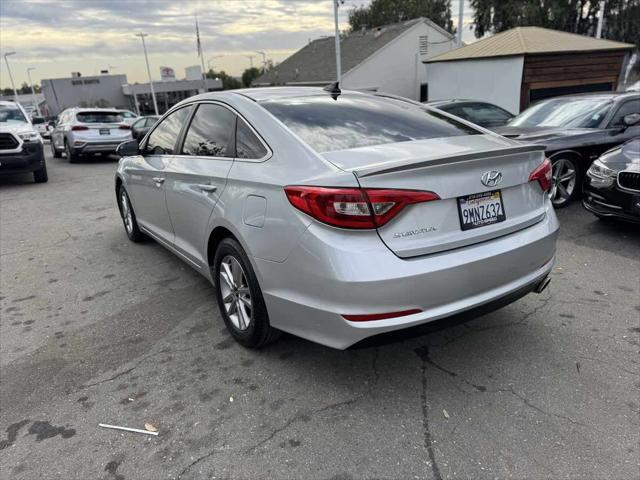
left=99, top=128, right=110, bottom=135
left=457, top=190, right=506, bottom=231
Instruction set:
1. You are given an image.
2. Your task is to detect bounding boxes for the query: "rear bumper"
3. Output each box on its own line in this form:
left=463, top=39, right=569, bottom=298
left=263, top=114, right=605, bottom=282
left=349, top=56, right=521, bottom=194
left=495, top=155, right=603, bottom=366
left=73, top=140, right=124, bottom=154
left=256, top=205, right=559, bottom=349
left=0, top=142, right=45, bottom=175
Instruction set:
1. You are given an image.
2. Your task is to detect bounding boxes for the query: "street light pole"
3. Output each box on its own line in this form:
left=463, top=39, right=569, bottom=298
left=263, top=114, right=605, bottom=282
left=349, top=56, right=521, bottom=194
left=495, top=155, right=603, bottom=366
left=3, top=51, right=19, bottom=103
left=135, top=33, right=159, bottom=115
left=333, top=1, right=342, bottom=83
left=26, top=67, right=41, bottom=116
left=246, top=55, right=255, bottom=69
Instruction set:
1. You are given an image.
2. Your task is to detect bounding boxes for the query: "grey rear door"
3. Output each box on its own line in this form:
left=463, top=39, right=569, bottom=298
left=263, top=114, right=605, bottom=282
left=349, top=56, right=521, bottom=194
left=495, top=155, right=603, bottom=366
left=164, top=102, right=236, bottom=267
left=127, top=105, right=192, bottom=244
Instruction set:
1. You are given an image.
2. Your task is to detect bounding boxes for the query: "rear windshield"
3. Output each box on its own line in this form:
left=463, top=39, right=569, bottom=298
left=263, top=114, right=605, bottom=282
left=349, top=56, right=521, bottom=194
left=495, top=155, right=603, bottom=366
left=260, top=94, right=479, bottom=152
left=76, top=112, right=123, bottom=123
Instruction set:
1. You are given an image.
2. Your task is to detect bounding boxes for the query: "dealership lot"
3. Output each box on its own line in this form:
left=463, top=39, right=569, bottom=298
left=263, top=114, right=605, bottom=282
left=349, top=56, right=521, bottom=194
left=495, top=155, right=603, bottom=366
left=1, top=148, right=638, bottom=479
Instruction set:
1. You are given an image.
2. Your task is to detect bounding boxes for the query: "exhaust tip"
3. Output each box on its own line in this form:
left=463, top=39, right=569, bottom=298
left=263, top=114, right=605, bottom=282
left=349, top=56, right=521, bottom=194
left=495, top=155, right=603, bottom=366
left=534, top=276, right=551, bottom=294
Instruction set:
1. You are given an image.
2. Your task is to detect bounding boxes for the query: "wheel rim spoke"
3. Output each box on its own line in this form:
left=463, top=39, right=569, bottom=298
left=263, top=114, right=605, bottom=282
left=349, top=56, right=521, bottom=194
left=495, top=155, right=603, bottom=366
left=218, top=255, right=252, bottom=331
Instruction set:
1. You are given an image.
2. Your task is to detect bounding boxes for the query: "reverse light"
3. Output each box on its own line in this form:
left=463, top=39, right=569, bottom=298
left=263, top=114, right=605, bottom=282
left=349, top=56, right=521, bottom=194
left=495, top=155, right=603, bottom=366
left=528, top=157, right=553, bottom=192
left=284, top=186, right=439, bottom=229
left=71, top=125, right=89, bottom=131
left=343, top=309, right=422, bottom=322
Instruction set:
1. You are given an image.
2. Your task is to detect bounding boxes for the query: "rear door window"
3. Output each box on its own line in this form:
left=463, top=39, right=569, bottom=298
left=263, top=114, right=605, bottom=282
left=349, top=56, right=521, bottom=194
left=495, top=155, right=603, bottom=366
left=236, top=118, right=268, bottom=159
left=181, top=103, right=235, bottom=158
left=145, top=106, right=192, bottom=155
left=261, top=94, right=479, bottom=153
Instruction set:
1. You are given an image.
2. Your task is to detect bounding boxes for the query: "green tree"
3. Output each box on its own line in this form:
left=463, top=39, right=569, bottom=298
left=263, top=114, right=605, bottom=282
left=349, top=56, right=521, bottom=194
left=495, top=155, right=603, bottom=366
left=470, top=0, right=639, bottom=47
left=18, top=82, right=32, bottom=95
left=241, top=67, right=262, bottom=87
left=348, top=0, right=455, bottom=33
left=206, top=69, right=242, bottom=90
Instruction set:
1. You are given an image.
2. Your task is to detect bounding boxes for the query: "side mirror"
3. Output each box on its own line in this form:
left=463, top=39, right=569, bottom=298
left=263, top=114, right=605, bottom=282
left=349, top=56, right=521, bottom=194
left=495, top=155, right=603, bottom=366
left=116, top=139, right=140, bottom=157
left=623, top=113, right=640, bottom=127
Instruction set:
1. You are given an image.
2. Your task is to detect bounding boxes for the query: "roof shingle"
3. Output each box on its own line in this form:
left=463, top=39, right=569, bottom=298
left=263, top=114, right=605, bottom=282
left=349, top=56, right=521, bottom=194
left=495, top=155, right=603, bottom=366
left=255, top=18, right=442, bottom=85
left=427, top=26, right=634, bottom=63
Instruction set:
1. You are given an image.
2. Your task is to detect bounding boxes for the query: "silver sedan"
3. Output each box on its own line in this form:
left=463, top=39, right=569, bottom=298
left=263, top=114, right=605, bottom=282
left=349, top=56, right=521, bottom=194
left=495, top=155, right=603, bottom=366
left=115, top=87, right=559, bottom=349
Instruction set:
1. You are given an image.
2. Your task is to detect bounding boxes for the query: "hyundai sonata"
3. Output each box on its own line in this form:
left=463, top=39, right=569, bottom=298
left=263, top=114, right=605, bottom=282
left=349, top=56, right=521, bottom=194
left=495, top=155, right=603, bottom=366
left=115, top=87, right=558, bottom=349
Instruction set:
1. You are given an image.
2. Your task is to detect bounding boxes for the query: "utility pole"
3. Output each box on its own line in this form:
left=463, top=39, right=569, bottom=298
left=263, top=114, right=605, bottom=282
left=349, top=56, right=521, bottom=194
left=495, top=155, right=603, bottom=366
left=255, top=51, right=267, bottom=72
left=3, top=51, right=19, bottom=103
left=26, top=67, right=41, bottom=116
left=457, top=0, right=464, bottom=46
left=333, top=0, right=342, bottom=83
left=596, top=0, right=606, bottom=38
left=135, top=33, right=159, bottom=115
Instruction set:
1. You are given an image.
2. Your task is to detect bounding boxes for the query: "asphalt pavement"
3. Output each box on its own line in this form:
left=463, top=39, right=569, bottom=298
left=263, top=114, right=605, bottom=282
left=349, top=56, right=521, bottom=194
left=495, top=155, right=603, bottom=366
left=1, top=146, right=639, bottom=480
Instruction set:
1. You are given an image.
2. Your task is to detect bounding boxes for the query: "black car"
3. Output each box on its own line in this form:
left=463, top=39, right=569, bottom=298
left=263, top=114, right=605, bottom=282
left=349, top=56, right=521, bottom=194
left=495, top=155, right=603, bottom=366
left=427, top=99, right=515, bottom=128
left=583, top=139, right=640, bottom=224
left=495, top=92, right=640, bottom=207
left=130, top=115, right=159, bottom=141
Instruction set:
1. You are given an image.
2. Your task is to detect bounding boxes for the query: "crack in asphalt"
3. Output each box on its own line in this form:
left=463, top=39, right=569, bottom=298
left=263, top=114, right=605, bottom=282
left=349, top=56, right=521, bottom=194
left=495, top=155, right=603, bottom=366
left=422, top=350, right=589, bottom=428
left=420, top=361, right=443, bottom=480
left=176, top=398, right=360, bottom=479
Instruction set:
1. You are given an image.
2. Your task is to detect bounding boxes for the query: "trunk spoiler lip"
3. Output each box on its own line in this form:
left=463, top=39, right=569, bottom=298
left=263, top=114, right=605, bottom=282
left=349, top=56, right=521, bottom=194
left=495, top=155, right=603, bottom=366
left=351, top=144, right=547, bottom=178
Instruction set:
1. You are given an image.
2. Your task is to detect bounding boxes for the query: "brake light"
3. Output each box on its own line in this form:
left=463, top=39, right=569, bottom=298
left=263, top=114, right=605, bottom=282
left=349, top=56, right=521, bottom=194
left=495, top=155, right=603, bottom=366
left=284, top=186, right=439, bottom=229
left=71, top=125, right=88, bottom=131
left=119, top=124, right=130, bottom=130
left=343, top=309, right=422, bottom=322
left=529, top=158, right=552, bottom=192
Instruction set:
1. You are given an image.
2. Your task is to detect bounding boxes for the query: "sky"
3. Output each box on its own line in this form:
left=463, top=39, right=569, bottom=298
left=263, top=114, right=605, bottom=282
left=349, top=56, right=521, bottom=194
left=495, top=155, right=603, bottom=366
left=0, top=0, right=476, bottom=89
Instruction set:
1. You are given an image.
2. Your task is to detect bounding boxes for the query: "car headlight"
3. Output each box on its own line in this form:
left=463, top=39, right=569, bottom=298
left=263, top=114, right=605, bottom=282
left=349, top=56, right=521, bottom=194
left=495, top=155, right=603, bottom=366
left=587, top=159, right=616, bottom=187
left=18, top=131, right=41, bottom=142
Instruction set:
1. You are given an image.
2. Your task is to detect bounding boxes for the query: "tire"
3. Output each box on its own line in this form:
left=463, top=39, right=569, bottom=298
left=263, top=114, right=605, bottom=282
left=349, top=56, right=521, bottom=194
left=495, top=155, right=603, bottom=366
left=118, top=185, right=144, bottom=242
left=51, top=140, right=62, bottom=158
left=65, top=141, right=79, bottom=163
left=549, top=156, right=580, bottom=208
left=214, top=237, right=279, bottom=348
left=33, top=161, right=48, bottom=183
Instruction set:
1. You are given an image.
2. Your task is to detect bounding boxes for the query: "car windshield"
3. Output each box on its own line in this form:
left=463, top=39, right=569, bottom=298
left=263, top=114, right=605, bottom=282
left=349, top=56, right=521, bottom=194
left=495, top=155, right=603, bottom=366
left=76, top=112, right=123, bottom=123
left=261, top=94, right=479, bottom=153
left=508, top=97, right=613, bottom=129
left=0, top=104, right=27, bottom=123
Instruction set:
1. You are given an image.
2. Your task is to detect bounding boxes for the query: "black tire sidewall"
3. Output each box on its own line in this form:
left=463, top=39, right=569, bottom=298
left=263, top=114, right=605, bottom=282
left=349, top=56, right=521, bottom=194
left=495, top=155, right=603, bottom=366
left=213, top=238, right=271, bottom=348
left=65, top=142, right=78, bottom=163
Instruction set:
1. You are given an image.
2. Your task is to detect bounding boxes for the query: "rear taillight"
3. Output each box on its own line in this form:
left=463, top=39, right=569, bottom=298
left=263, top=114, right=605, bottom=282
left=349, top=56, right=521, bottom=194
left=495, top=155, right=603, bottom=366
left=119, top=124, right=130, bottom=130
left=71, top=125, right=88, bottom=131
left=284, top=186, right=439, bottom=229
left=529, top=158, right=552, bottom=192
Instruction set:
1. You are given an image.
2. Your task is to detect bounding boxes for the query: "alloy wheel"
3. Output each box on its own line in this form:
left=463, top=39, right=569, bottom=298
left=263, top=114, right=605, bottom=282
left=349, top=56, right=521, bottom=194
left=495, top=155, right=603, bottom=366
left=219, top=255, right=252, bottom=331
left=120, top=191, right=133, bottom=234
left=549, top=158, right=577, bottom=207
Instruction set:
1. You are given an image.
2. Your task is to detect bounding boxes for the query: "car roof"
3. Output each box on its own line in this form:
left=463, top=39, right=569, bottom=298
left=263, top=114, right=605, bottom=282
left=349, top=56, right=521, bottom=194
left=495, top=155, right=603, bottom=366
left=427, top=99, right=497, bottom=107
left=189, top=86, right=372, bottom=104
left=65, top=107, right=122, bottom=113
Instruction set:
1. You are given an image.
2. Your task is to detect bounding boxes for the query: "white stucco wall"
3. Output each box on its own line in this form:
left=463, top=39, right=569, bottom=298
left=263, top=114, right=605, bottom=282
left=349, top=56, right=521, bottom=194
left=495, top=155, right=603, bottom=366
left=426, top=56, right=525, bottom=114
left=342, top=21, right=456, bottom=101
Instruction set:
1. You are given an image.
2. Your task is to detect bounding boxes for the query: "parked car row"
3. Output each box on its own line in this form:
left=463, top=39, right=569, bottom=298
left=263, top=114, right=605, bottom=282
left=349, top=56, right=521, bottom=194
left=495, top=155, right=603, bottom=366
left=429, top=92, right=640, bottom=212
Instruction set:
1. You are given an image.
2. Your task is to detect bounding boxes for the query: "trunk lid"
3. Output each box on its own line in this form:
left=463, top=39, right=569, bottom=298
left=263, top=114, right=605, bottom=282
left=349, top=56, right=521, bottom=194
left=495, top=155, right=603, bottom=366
left=321, top=134, right=548, bottom=258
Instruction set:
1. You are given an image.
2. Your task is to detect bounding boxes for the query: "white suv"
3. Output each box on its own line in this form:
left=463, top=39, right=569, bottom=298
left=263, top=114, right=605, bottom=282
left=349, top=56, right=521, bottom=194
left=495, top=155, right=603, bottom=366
left=0, top=100, right=47, bottom=183
left=50, top=108, right=133, bottom=163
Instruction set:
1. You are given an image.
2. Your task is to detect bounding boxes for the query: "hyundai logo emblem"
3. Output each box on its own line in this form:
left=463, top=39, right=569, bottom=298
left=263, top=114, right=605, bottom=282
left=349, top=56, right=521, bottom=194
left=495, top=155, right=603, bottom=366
left=481, top=170, right=503, bottom=187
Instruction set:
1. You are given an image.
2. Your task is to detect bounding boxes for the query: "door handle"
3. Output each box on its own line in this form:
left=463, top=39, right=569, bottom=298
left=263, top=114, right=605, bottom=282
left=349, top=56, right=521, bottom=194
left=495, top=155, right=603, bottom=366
left=152, top=177, right=165, bottom=185
left=197, top=184, right=217, bottom=193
